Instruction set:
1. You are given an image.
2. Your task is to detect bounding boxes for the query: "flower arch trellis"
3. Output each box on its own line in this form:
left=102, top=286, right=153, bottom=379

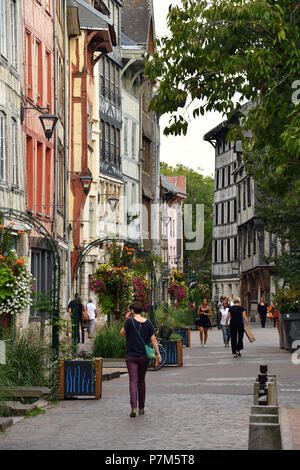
left=72, top=237, right=158, bottom=324
left=0, top=208, right=61, bottom=355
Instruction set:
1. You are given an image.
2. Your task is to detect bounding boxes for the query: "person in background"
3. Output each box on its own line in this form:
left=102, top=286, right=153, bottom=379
left=195, top=298, right=213, bottom=347
left=225, top=297, right=249, bottom=358
left=77, top=297, right=87, bottom=344
left=67, top=293, right=81, bottom=347
left=120, top=302, right=161, bottom=418
left=86, top=298, right=97, bottom=338
left=219, top=298, right=230, bottom=347
left=257, top=297, right=269, bottom=328
left=228, top=296, right=234, bottom=307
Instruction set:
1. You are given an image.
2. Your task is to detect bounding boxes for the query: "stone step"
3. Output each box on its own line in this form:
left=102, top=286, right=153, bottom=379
left=250, top=414, right=279, bottom=424
left=1, top=387, right=50, bottom=399
left=251, top=405, right=279, bottom=415
left=0, top=417, right=13, bottom=432
left=2, top=401, right=37, bottom=417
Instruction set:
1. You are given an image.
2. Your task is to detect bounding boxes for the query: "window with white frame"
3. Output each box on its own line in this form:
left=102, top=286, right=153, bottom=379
left=11, top=118, right=18, bottom=186
left=10, top=0, right=17, bottom=69
left=0, top=112, right=6, bottom=182
left=124, top=118, right=128, bottom=155
left=132, top=121, right=136, bottom=158
left=0, top=0, right=7, bottom=58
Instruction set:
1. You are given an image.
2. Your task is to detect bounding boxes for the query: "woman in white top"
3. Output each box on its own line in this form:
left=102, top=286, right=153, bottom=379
left=86, top=299, right=97, bottom=338
left=219, top=299, right=231, bottom=347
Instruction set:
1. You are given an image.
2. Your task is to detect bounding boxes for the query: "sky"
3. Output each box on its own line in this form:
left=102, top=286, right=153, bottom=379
left=152, top=0, right=223, bottom=177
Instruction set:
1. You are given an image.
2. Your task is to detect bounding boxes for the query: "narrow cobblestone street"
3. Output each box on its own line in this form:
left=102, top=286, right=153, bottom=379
left=0, top=323, right=299, bottom=450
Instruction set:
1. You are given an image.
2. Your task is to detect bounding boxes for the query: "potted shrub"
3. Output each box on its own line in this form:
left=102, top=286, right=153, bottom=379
left=273, top=285, right=300, bottom=352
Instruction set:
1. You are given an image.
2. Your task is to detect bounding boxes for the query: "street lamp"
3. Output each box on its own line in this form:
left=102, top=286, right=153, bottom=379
left=107, top=195, right=119, bottom=212
left=80, top=174, right=93, bottom=195
left=39, top=113, right=58, bottom=141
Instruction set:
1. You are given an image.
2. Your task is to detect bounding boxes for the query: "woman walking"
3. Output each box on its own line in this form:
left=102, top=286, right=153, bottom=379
left=120, top=302, right=161, bottom=418
left=195, top=298, right=213, bottom=347
left=219, top=298, right=231, bottom=347
left=225, top=297, right=249, bottom=358
left=257, top=297, right=269, bottom=328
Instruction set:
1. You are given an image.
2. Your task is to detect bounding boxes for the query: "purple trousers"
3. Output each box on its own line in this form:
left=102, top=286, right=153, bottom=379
left=125, top=355, right=149, bottom=409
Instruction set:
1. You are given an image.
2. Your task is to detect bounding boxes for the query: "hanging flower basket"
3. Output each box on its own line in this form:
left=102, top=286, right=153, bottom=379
left=0, top=223, right=33, bottom=340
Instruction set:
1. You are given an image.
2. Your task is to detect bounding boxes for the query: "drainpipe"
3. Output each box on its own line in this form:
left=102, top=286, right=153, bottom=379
left=64, top=0, right=71, bottom=303
left=53, top=0, right=58, bottom=242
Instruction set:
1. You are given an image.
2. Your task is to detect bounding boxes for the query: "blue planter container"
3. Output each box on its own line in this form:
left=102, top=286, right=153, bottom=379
left=160, top=339, right=183, bottom=366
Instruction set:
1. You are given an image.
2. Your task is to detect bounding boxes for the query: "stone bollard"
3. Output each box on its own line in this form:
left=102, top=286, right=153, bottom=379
left=249, top=366, right=282, bottom=450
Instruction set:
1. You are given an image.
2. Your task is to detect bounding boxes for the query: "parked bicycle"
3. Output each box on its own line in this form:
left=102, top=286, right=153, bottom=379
left=148, top=329, right=167, bottom=371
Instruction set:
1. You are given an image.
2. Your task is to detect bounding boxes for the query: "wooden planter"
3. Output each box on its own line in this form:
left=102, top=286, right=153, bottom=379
left=160, top=339, right=183, bottom=367
left=59, top=358, right=103, bottom=400
left=173, top=327, right=191, bottom=347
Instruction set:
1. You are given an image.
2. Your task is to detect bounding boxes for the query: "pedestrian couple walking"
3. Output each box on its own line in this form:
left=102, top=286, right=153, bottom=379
left=67, top=294, right=97, bottom=347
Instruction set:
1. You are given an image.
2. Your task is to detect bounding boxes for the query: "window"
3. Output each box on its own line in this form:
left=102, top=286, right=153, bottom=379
left=35, top=40, right=43, bottom=105
left=243, top=231, right=246, bottom=258
left=132, top=122, right=137, bottom=158
left=215, top=204, right=219, bottom=225
left=30, top=249, right=52, bottom=319
left=0, top=112, right=6, bottom=182
left=253, top=228, right=257, bottom=254
left=89, top=197, right=95, bottom=238
left=57, top=148, right=64, bottom=216
left=222, top=167, right=225, bottom=188
left=25, top=31, right=33, bottom=99
left=238, top=184, right=241, bottom=212
left=221, top=203, right=224, bottom=225
left=0, top=0, right=7, bottom=58
left=11, top=0, right=17, bottom=68
left=215, top=169, right=219, bottom=190
left=248, top=228, right=251, bottom=256
left=45, top=0, right=50, bottom=14
left=142, top=137, right=151, bottom=174
left=214, top=240, right=218, bottom=263
left=228, top=165, right=231, bottom=186
left=227, top=238, right=231, bottom=262
left=247, top=177, right=251, bottom=206
left=226, top=201, right=230, bottom=223
left=243, top=181, right=246, bottom=210
left=45, top=51, right=51, bottom=109
left=124, top=118, right=128, bottom=155
left=11, top=118, right=18, bottom=186
left=105, top=122, right=110, bottom=158
left=234, top=199, right=237, bottom=221
left=220, top=239, right=224, bottom=262
left=234, top=236, right=238, bottom=260
left=36, top=142, right=43, bottom=215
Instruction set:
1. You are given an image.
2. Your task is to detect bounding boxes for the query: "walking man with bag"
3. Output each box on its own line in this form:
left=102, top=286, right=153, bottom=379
left=120, top=302, right=161, bottom=418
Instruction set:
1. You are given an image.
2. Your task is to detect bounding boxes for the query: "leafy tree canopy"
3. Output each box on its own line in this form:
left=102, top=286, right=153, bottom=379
left=147, top=0, right=300, bottom=244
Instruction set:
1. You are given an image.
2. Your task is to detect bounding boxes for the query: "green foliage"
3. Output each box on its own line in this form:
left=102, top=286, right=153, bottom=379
left=160, top=162, right=214, bottom=270
left=0, top=328, right=50, bottom=387
left=273, top=284, right=300, bottom=313
left=92, top=322, right=126, bottom=358
left=149, top=1, right=300, bottom=244
left=169, top=333, right=183, bottom=342
left=154, top=304, right=194, bottom=328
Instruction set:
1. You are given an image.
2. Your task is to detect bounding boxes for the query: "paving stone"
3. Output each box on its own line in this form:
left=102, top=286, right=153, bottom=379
left=0, top=324, right=299, bottom=450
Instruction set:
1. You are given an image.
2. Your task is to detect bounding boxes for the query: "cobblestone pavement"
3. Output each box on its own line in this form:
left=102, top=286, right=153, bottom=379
left=0, top=322, right=299, bottom=450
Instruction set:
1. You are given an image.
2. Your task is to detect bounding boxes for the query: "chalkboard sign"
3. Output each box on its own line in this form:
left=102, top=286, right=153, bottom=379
left=60, top=358, right=103, bottom=400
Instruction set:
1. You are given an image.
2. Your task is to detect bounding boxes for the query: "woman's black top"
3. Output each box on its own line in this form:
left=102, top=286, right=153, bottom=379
left=228, top=305, right=245, bottom=327
left=258, top=303, right=268, bottom=316
left=124, top=318, right=154, bottom=357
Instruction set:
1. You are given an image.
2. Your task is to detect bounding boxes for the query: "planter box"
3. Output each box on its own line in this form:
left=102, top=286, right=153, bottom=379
left=173, top=327, right=191, bottom=347
left=281, top=313, right=300, bottom=352
left=160, top=339, right=183, bottom=367
left=59, top=358, right=103, bottom=400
